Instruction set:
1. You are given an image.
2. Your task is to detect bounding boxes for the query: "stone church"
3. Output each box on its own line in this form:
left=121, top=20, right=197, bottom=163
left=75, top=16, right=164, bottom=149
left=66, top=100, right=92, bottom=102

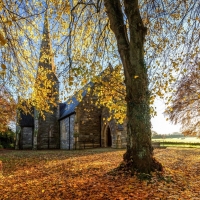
left=16, top=15, right=127, bottom=150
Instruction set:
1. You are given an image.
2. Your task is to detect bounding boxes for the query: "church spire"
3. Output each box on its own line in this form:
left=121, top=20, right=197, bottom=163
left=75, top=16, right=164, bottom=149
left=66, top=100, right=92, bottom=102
left=38, top=11, right=56, bottom=73
left=33, top=11, right=60, bottom=150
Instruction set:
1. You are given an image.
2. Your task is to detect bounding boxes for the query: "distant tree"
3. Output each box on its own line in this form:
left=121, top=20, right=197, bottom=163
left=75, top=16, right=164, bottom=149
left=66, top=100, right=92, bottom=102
left=0, top=128, right=15, bottom=148
left=152, top=131, right=158, bottom=137
left=171, top=132, right=182, bottom=136
left=167, top=67, right=200, bottom=137
left=0, top=85, right=16, bottom=132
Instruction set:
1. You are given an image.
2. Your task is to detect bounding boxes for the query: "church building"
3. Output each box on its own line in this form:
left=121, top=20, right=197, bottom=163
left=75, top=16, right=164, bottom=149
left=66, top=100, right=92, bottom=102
left=16, top=15, right=127, bottom=150
left=59, top=81, right=127, bottom=150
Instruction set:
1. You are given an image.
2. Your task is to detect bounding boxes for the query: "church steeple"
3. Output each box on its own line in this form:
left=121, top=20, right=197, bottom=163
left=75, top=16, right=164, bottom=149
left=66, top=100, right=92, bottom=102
left=33, top=11, right=60, bottom=150
left=38, top=11, right=56, bottom=74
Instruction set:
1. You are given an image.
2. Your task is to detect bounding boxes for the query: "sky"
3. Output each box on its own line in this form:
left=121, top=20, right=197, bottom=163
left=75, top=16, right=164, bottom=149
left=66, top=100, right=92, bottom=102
left=151, top=98, right=181, bottom=135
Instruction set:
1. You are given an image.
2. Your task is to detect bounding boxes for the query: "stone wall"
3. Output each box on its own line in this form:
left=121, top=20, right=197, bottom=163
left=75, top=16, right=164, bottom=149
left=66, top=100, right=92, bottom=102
left=20, top=127, right=33, bottom=149
left=36, top=77, right=60, bottom=149
left=72, top=88, right=127, bottom=149
left=37, top=105, right=59, bottom=149
left=18, top=110, right=34, bottom=149
left=76, top=91, right=102, bottom=149
left=60, top=114, right=75, bottom=150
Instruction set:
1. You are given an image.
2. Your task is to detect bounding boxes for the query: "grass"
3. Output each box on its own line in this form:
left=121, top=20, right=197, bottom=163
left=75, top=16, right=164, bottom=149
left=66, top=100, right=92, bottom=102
left=160, top=143, right=200, bottom=148
left=152, top=136, right=200, bottom=142
left=152, top=137, right=200, bottom=148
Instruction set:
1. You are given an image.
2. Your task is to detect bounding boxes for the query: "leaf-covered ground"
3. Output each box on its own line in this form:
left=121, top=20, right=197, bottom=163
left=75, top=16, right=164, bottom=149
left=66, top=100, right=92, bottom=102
left=0, top=148, right=200, bottom=199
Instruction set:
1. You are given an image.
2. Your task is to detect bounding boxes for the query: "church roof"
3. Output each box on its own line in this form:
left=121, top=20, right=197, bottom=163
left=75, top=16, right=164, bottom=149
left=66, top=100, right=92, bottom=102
left=59, top=65, right=114, bottom=120
left=59, top=96, right=81, bottom=120
left=59, top=87, right=89, bottom=120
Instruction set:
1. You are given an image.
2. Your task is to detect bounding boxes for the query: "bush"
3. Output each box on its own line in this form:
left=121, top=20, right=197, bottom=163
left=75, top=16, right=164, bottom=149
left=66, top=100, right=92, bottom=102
left=0, top=129, right=15, bottom=149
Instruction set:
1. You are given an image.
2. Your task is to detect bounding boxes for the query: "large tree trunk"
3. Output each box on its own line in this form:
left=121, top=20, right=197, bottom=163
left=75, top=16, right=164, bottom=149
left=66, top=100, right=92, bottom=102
left=104, top=0, right=162, bottom=173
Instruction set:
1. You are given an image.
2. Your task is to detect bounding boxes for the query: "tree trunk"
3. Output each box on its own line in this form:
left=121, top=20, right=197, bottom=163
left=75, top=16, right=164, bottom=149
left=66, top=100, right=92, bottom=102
left=104, top=0, right=162, bottom=173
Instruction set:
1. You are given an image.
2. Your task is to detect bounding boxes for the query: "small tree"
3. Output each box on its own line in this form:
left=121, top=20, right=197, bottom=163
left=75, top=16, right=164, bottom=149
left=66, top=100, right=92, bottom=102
left=0, top=128, right=15, bottom=148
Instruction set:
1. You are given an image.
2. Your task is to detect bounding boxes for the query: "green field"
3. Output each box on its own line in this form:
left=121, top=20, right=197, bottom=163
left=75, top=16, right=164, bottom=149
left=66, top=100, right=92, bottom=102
left=152, top=137, right=200, bottom=148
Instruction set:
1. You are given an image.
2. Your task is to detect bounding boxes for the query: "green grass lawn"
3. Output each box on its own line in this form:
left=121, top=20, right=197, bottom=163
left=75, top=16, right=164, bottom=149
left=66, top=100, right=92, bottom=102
left=152, top=137, right=200, bottom=148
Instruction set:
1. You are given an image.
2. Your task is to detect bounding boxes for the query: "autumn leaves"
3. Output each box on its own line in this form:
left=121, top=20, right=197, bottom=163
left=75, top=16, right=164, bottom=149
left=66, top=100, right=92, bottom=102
left=1, top=148, right=200, bottom=199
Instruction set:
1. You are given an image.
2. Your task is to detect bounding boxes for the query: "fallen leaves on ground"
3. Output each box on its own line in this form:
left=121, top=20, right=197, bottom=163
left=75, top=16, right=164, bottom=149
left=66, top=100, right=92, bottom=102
left=0, top=148, right=200, bottom=199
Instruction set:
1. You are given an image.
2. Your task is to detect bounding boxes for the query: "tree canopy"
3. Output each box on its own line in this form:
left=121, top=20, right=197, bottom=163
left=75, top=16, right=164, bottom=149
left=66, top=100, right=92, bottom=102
left=0, top=0, right=199, bottom=118
left=0, top=85, right=15, bottom=132
left=167, top=66, right=200, bottom=137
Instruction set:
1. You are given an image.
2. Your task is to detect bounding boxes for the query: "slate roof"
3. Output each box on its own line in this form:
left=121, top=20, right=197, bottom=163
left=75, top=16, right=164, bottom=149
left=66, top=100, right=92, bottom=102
left=59, top=87, right=89, bottom=120
left=59, top=96, right=81, bottom=120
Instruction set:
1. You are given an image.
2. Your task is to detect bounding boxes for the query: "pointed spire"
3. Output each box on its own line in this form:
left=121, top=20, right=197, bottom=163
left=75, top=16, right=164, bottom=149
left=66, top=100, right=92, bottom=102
left=43, top=11, right=49, bottom=36
left=38, top=11, right=55, bottom=73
